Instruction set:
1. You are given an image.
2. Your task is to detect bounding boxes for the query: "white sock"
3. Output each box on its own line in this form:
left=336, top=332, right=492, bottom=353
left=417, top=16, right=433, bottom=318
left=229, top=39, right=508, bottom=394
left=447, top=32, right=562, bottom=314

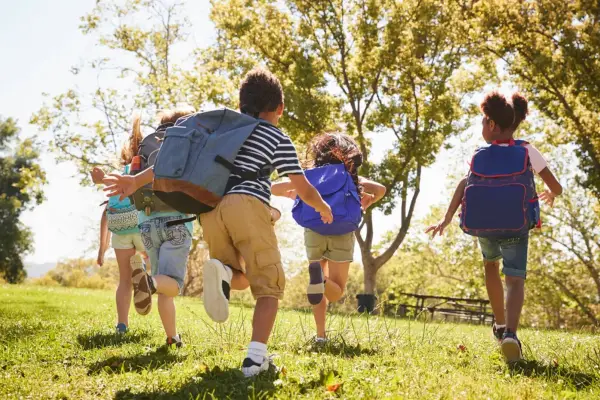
left=495, top=324, right=506, bottom=329
left=173, top=334, right=180, bottom=341
left=246, top=341, right=267, bottom=364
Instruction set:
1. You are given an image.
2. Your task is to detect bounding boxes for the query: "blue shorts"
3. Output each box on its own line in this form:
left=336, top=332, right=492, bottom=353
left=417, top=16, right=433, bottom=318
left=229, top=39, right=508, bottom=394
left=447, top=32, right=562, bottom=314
left=478, top=234, right=529, bottom=279
left=139, top=216, right=192, bottom=291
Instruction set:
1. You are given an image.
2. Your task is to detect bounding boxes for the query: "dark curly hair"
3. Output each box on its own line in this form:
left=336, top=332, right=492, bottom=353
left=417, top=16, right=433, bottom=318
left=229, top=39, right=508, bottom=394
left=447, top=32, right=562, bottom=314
left=511, top=92, right=529, bottom=130
left=239, top=67, right=284, bottom=118
left=480, top=91, right=515, bottom=131
left=306, top=132, right=363, bottom=196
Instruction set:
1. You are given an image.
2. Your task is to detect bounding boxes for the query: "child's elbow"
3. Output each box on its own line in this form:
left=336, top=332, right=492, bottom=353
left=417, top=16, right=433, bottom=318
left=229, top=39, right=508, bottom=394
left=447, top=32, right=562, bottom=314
left=555, top=184, right=563, bottom=196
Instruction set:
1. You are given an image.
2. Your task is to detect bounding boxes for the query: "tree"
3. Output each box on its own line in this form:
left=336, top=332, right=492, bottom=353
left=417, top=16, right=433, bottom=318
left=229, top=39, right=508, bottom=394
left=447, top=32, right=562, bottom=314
left=474, top=0, right=600, bottom=197
left=207, top=0, right=482, bottom=293
left=0, top=118, right=46, bottom=283
left=31, top=0, right=230, bottom=183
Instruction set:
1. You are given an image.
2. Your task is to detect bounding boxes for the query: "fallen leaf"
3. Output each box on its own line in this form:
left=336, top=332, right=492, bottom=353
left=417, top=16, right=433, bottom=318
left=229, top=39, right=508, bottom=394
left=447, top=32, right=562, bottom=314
left=553, top=359, right=559, bottom=367
left=457, top=344, right=467, bottom=352
left=327, top=383, right=342, bottom=392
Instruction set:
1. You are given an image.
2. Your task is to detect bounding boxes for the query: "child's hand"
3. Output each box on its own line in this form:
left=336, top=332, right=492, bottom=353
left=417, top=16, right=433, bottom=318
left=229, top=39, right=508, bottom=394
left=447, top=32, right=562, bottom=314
left=103, top=174, right=137, bottom=200
left=284, top=189, right=297, bottom=200
left=91, top=167, right=106, bottom=185
left=361, top=193, right=376, bottom=210
left=97, top=251, right=105, bottom=267
left=317, top=203, right=333, bottom=224
left=425, top=216, right=451, bottom=238
left=539, top=190, right=556, bottom=207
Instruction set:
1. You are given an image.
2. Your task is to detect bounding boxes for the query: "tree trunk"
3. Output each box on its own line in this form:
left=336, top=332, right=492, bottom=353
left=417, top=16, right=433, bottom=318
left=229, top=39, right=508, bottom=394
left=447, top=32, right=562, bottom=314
left=363, top=261, right=378, bottom=294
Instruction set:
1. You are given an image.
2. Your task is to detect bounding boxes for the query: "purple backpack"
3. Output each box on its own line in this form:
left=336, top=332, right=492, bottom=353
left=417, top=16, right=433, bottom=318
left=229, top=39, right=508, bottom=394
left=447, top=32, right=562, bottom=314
left=292, top=164, right=362, bottom=236
left=460, top=139, right=540, bottom=238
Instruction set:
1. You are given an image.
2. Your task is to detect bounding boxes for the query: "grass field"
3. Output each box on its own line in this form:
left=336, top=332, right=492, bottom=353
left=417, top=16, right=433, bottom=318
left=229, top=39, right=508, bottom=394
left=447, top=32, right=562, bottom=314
left=1, top=285, right=599, bottom=399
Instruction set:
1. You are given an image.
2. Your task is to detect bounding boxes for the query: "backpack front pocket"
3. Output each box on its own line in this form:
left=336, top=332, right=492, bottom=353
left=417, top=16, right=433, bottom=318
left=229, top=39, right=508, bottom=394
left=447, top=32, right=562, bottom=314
left=462, top=184, right=527, bottom=232
left=154, top=127, right=195, bottom=178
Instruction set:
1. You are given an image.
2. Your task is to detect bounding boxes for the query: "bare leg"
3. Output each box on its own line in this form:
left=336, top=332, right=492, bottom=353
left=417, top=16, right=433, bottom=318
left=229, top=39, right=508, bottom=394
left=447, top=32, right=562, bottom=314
left=157, top=294, right=177, bottom=338
left=251, top=297, right=278, bottom=344
left=154, top=275, right=180, bottom=297
left=484, top=261, right=505, bottom=325
left=505, top=276, right=525, bottom=332
left=114, top=248, right=136, bottom=326
left=324, top=261, right=350, bottom=303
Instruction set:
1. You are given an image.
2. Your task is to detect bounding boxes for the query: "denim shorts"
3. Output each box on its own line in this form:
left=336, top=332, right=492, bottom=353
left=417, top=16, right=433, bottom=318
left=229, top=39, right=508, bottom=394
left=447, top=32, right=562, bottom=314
left=478, top=234, right=529, bottom=279
left=139, top=216, right=192, bottom=291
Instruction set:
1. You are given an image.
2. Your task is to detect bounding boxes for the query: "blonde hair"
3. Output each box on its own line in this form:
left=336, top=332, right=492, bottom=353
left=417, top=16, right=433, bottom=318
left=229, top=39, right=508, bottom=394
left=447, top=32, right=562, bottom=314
left=157, top=104, right=196, bottom=125
left=120, top=112, right=143, bottom=165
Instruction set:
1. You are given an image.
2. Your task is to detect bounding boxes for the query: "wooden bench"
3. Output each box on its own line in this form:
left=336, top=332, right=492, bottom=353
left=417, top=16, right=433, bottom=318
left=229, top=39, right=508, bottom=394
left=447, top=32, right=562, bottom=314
left=386, top=293, right=494, bottom=325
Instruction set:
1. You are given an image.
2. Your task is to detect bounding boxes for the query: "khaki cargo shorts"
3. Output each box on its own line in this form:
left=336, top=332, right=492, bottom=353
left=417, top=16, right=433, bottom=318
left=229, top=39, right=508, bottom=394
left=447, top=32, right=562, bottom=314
left=305, top=229, right=355, bottom=263
left=199, top=194, right=285, bottom=299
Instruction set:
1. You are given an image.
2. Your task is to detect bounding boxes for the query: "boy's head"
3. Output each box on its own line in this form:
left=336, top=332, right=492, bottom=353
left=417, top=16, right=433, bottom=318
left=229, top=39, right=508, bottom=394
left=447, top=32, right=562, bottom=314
left=480, top=91, right=515, bottom=143
left=239, top=67, right=284, bottom=125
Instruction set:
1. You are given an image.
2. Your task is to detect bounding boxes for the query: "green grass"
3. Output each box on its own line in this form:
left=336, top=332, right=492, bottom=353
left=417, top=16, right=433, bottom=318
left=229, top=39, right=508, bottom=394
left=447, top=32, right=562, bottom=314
left=1, top=285, right=599, bottom=399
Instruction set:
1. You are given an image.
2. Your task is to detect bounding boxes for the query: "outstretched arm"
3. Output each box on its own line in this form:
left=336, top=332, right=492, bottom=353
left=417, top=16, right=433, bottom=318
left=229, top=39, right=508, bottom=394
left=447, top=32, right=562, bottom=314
left=271, top=180, right=296, bottom=199
left=359, top=177, right=387, bottom=210
left=103, top=168, right=154, bottom=200
left=538, top=167, right=563, bottom=207
left=425, top=177, right=467, bottom=238
left=287, top=174, right=333, bottom=224
left=97, top=206, right=110, bottom=266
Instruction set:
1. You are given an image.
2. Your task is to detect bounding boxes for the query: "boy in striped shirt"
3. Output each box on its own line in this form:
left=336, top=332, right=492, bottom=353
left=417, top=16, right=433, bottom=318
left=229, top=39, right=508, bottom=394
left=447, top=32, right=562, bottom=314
left=200, top=68, right=333, bottom=377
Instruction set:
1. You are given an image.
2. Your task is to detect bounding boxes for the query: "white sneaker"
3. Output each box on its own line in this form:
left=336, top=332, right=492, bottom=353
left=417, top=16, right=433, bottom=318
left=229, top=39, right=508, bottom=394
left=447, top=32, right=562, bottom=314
left=202, top=259, right=232, bottom=323
left=242, top=357, right=272, bottom=377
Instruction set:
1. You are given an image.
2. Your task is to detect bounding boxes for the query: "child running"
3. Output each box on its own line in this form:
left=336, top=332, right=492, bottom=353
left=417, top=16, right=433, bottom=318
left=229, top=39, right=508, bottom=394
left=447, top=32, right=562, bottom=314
left=426, top=92, right=562, bottom=362
left=103, top=68, right=333, bottom=377
left=106, top=106, right=196, bottom=348
left=272, top=132, right=385, bottom=342
left=91, top=117, right=147, bottom=334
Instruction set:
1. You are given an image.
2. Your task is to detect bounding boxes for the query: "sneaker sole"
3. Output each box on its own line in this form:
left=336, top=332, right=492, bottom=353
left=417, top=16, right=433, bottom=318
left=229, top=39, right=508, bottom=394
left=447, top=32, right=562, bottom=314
left=131, top=262, right=152, bottom=316
left=307, top=263, right=324, bottom=305
left=242, top=362, right=270, bottom=378
left=501, top=338, right=522, bottom=362
left=202, top=259, right=229, bottom=323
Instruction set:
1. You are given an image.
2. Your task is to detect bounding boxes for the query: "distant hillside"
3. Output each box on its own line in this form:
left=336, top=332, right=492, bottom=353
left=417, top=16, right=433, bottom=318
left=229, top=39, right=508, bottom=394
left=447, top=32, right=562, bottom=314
left=25, top=262, right=56, bottom=278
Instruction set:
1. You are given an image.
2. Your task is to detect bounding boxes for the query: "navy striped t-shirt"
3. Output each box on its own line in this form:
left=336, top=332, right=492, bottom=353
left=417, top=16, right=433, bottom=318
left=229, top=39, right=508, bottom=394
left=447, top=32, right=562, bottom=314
left=226, top=122, right=304, bottom=203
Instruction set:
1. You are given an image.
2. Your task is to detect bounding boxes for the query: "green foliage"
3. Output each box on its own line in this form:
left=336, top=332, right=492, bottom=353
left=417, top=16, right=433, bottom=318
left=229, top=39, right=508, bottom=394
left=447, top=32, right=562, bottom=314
left=30, top=0, right=229, bottom=183
left=473, top=0, right=600, bottom=197
left=2, top=285, right=600, bottom=399
left=208, top=0, right=483, bottom=293
left=0, top=117, right=46, bottom=283
left=32, top=258, right=119, bottom=290
left=382, top=144, right=600, bottom=329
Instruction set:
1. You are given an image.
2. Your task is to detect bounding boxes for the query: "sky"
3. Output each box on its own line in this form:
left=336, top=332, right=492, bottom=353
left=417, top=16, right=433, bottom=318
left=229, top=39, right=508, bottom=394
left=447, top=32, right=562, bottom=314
left=0, top=0, right=484, bottom=268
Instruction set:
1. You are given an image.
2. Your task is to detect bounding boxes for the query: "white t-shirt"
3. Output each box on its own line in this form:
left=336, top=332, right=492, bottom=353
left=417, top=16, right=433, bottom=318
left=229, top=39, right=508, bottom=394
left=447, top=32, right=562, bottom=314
left=498, top=143, right=548, bottom=174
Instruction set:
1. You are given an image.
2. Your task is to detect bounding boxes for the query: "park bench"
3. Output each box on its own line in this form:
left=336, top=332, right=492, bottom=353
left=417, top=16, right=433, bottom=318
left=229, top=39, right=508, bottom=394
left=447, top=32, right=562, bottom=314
left=386, top=292, right=494, bottom=325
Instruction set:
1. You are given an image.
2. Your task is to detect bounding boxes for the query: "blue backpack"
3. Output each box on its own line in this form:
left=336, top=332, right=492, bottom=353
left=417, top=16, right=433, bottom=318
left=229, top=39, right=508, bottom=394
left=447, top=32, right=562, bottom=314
left=152, top=108, right=271, bottom=214
left=292, top=164, right=362, bottom=236
left=460, top=139, right=540, bottom=238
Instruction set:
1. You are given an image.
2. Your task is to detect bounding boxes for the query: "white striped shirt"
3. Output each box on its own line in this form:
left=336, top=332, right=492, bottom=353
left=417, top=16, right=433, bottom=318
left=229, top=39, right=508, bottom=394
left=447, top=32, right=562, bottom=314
left=227, top=122, right=304, bottom=203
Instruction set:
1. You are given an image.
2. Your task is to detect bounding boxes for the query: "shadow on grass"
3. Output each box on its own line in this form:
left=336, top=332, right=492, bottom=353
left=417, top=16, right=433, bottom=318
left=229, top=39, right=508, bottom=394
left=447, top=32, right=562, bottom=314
left=114, top=366, right=278, bottom=400
left=509, top=359, right=598, bottom=390
left=297, top=335, right=378, bottom=358
left=77, top=331, right=150, bottom=350
left=88, top=347, right=184, bottom=375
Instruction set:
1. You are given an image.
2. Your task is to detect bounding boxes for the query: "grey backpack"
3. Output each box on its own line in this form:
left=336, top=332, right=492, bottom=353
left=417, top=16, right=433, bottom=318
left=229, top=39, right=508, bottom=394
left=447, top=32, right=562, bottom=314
left=153, top=108, right=272, bottom=214
left=129, top=123, right=175, bottom=215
